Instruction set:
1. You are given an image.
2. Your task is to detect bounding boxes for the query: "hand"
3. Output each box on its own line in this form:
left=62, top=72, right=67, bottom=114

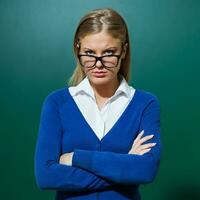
left=59, top=152, right=74, bottom=166
left=128, top=130, right=156, bottom=155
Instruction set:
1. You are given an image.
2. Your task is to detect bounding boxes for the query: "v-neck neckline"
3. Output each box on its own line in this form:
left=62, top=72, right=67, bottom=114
left=65, top=87, right=138, bottom=143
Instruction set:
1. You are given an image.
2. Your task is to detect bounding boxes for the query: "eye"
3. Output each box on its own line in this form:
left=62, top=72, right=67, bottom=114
left=103, top=50, right=115, bottom=55
left=84, top=50, right=95, bottom=55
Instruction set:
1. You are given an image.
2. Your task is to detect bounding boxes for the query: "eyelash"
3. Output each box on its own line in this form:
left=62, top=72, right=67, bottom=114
left=84, top=50, right=115, bottom=55
left=85, top=50, right=94, bottom=55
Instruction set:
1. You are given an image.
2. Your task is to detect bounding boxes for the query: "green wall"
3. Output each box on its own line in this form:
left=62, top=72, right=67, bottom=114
left=1, top=0, right=200, bottom=199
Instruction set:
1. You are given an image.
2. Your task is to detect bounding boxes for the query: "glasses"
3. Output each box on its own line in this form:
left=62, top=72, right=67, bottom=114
left=78, top=52, right=122, bottom=68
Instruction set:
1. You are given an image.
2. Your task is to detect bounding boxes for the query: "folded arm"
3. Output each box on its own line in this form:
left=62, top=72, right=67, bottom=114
left=72, top=97, right=162, bottom=185
left=34, top=95, right=117, bottom=192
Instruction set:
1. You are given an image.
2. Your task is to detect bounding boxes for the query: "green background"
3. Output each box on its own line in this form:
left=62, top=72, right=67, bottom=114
left=1, top=0, right=200, bottom=199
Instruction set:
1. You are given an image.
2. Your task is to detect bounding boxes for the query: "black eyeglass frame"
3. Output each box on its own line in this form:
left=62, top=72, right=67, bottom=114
left=77, top=50, right=123, bottom=69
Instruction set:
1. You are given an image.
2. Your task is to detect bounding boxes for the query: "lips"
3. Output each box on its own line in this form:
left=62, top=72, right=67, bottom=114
left=92, top=71, right=107, bottom=78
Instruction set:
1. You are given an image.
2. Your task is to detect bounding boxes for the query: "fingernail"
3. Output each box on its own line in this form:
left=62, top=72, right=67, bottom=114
left=147, top=148, right=151, bottom=151
left=152, top=143, right=157, bottom=145
left=140, top=130, right=144, bottom=134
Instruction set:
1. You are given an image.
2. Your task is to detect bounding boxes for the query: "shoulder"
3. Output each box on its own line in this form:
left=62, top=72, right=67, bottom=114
left=135, top=88, right=160, bottom=108
left=42, top=87, right=69, bottom=106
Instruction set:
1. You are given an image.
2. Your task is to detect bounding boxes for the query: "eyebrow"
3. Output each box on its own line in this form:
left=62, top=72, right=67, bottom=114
left=82, top=47, right=118, bottom=51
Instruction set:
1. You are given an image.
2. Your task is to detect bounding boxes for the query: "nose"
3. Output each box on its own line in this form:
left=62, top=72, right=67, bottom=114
left=95, top=60, right=103, bottom=68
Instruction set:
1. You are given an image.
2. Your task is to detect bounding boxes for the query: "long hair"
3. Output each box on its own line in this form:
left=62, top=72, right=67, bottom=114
left=67, top=8, right=131, bottom=86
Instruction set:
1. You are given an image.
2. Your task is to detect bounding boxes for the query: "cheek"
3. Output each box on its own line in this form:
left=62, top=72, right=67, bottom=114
left=83, top=68, right=91, bottom=75
left=114, top=63, right=121, bottom=74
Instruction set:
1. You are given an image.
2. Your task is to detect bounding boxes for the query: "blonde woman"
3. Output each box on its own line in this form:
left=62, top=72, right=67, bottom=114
left=34, top=8, right=162, bottom=200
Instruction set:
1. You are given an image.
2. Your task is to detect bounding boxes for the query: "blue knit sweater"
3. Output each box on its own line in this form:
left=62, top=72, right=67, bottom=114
left=34, top=87, right=162, bottom=200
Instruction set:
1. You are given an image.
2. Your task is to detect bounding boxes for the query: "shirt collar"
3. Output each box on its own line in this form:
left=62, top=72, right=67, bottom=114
left=70, top=74, right=132, bottom=99
left=70, top=75, right=96, bottom=99
left=113, top=74, right=132, bottom=98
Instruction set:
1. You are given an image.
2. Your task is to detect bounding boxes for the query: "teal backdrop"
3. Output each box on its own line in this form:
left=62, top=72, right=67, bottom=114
left=1, top=0, right=200, bottom=199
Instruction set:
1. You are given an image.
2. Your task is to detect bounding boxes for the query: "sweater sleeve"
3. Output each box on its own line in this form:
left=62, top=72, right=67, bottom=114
left=34, top=94, right=116, bottom=192
left=72, top=97, right=162, bottom=185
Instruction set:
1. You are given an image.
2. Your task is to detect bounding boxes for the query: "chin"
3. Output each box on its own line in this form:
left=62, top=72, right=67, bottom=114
left=89, top=76, right=111, bottom=85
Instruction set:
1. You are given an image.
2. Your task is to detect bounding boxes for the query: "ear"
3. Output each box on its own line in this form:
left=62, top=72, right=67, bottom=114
left=76, top=38, right=81, bottom=49
left=122, top=43, right=128, bottom=59
left=76, top=41, right=80, bottom=49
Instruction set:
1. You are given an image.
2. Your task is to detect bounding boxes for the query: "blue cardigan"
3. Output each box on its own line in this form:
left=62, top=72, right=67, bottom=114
left=34, top=87, right=162, bottom=200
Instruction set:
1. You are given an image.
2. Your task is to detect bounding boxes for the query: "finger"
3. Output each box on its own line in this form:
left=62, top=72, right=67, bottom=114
left=133, top=142, right=155, bottom=153
left=129, top=147, right=152, bottom=155
left=139, top=143, right=156, bottom=150
left=133, top=130, right=144, bottom=145
left=137, top=134, right=154, bottom=146
left=133, top=134, right=154, bottom=150
left=139, top=148, right=151, bottom=155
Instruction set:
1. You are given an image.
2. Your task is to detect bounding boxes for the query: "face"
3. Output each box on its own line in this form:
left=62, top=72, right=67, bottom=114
left=78, top=31, right=125, bottom=86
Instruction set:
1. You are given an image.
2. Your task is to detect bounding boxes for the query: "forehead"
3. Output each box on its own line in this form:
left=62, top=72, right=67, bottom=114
left=80, top=32, right=121, bottom=49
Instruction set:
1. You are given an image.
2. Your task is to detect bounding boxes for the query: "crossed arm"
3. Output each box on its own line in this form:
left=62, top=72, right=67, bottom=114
left=60, top=130, right=155, bottom=166
left=34, top=95, right=161, bottom=191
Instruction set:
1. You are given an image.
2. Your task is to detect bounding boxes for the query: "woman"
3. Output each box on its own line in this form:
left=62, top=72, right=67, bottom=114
left=34, top=8, right=162, bottom=200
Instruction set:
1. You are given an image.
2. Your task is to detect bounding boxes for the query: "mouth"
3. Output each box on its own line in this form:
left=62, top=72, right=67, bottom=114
left=92, top=71, right=107, bottom=78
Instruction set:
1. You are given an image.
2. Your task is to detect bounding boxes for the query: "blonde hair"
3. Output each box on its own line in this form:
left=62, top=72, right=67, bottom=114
left=67, top=8, right=131, bottom=86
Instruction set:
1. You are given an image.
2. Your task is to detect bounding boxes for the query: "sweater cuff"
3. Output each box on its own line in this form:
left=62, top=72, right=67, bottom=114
left=72, top=149, right=94, bottom=170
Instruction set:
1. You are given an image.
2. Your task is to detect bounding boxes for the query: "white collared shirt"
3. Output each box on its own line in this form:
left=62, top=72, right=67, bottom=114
left=68, top=75, right=136, bottom=140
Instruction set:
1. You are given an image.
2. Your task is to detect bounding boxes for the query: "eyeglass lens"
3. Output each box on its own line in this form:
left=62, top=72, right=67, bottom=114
left=80, top=56, right=118, bottom=68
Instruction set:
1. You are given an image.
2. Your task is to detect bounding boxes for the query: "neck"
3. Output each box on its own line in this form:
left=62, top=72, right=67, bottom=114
left=90, top=75, right=121, bottom=99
